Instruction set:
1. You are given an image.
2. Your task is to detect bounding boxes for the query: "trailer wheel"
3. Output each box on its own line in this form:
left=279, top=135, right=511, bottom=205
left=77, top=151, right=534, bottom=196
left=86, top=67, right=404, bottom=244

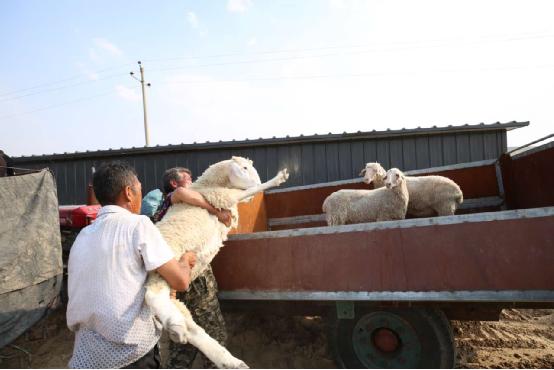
left=329, top=306, right=455, bottom=368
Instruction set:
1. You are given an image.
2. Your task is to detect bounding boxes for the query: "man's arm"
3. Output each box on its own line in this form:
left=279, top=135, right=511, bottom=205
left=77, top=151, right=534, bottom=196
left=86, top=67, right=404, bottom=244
left=171, top=187, right=232, bottom=227
left=156, top=252, right=196, bottom=291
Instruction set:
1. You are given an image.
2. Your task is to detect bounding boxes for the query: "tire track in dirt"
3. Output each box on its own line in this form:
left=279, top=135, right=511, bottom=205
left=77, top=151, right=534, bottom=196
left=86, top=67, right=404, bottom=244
left=453, top=309, right=554, bottom=368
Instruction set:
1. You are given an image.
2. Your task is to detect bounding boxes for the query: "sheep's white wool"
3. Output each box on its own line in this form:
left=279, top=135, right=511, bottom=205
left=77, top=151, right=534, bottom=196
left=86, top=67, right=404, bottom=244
left=323, top=168, right=409, bottom=226
left=144, top=156, right=288, bottom=369
left=361, top=162, right=463, bottom=217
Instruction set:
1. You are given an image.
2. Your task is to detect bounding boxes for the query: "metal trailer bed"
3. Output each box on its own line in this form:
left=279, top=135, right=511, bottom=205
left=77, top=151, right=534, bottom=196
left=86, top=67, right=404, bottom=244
left=211, top=140, right=554, bottom=368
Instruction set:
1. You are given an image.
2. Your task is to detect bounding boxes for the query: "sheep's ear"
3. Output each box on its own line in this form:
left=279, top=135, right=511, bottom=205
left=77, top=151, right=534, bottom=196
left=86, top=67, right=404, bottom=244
left=359, top=168, right=366, bottom=176
left=231, top=156, right=240, bottom=162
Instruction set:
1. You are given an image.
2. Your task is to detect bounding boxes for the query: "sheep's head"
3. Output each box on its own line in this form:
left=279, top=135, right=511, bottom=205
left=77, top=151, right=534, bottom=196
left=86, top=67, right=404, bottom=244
left=359, top=162, right=386, bottom=185
left=228, top=156, right=262, bottom=189
left=384, top=168, right=405, bottom=189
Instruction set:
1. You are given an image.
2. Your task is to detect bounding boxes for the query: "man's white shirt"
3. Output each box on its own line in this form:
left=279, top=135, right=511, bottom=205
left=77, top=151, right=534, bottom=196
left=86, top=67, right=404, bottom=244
left=67, top=205, right=174, bottom=368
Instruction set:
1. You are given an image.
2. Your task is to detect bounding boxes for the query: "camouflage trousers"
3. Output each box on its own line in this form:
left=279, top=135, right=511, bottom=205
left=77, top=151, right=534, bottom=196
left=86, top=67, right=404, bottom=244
left=167, top=264, right=227, bottom=369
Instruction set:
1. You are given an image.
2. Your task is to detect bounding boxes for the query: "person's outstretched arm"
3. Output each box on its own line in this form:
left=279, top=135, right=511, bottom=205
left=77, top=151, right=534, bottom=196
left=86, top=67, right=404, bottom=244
left=171, top=187, right=232, bottom=227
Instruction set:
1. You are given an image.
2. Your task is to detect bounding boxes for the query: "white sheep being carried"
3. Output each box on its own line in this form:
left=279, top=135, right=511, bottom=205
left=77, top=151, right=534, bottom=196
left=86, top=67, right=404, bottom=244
left=360, top=162, right=463, bottom=217
left=322, top=168, right=409, bottom=226
left=145, top=156, right=289, bottom=369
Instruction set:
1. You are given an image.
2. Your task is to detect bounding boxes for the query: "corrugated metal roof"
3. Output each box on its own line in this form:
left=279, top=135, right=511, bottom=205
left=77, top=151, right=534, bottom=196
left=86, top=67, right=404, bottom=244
left=12, top=121, right=527, bottom=162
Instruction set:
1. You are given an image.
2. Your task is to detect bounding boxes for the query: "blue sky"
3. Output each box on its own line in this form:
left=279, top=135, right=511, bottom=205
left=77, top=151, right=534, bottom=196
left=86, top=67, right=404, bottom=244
left=1, top=0, right=553, bottom=157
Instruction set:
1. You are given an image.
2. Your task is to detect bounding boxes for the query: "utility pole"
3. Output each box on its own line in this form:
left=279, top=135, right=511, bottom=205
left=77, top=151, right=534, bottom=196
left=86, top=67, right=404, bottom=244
left=130, top=61, right=151, bottom=146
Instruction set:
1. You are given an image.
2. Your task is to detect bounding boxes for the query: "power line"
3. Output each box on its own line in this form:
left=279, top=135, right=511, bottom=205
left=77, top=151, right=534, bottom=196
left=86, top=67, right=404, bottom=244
left=147, top=33, right=554, bottom=74
left=0, top=72, right=127, bottom=103
left=4, top=62, right=548, bottom=121
left=0, top=86, right=138, bottom=121
left=3, top=31, right=552, bottom=99
left=142, top=31, right=554, bottom=64
left=160, top=63, right=554, bottom=85
left=0, top=62, right=135, bottom=98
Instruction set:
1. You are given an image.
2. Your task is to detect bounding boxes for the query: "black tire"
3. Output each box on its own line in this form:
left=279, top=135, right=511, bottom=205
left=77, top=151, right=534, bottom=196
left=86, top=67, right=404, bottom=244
left=329, top=306, right=455, bottom=368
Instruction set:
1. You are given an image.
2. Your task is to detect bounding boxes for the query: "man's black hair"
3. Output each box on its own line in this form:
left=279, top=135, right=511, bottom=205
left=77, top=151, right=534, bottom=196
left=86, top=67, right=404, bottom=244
left=93, top=161, right=138, bottom=206
left=162, top=167, right=191, bottom=194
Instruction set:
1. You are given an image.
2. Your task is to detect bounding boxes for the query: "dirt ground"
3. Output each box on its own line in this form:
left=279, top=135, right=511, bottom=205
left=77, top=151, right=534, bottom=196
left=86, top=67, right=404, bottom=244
left=1, top=308, right=553, bottom=368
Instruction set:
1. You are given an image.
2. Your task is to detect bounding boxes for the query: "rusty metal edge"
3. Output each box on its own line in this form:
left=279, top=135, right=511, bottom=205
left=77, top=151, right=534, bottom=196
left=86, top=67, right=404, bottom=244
left=510, top=140, right=554, bottom=159
left=218, top=290, right=554, bottom=302
left=229, top=206, right=554, bottom=241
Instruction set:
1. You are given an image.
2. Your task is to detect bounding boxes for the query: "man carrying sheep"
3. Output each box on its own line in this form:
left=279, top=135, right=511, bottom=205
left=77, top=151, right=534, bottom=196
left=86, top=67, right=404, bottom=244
left=148, top=167, right=232, bottom=369
left=66, top=161, right=196, bottom=369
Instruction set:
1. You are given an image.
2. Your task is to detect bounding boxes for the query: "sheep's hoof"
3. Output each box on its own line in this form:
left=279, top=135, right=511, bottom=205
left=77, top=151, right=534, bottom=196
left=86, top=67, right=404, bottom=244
left=167, top=323, right=188, bottom=344
left=236, top=361, right=249, bottom=369
left=276, top=169, right=289, bottom=185
left=222, top=359, right=249, bottom=369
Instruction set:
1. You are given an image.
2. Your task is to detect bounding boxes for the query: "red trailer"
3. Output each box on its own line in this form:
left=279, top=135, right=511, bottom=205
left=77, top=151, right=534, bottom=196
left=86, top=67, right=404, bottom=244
left=212, top=140, right=554, bottom=368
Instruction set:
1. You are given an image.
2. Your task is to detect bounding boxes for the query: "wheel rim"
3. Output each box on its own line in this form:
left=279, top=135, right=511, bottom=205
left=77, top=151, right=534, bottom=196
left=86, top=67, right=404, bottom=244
left=352, top=311, right=422, bottom=368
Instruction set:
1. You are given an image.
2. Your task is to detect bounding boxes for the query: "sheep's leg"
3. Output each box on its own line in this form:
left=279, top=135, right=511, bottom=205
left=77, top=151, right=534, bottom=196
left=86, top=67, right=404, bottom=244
left=326, top=214, right=343, bottom=226
left=185, top=319, right=248, bottom=369
left=172, top=300, right=248, bottom=369
left=144, top=283, right=189, bottom=343
left=145, top=285, right=247, bottom=368
left=435, top=202, right=456, bottom=216
left=235, top=169, right=289, bottom=202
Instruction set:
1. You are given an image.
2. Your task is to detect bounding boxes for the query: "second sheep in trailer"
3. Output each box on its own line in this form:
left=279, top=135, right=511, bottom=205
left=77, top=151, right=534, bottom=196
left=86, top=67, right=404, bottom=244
left=360, top=162, right=464, bottom=217
left=322, top=168, right=409, bottom=226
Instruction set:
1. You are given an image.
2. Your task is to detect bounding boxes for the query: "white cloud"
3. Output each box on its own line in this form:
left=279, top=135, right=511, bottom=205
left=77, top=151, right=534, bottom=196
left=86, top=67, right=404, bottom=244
left=93, top=38, right=123, bottom=57
left=115, top=85, right=140, bottom=102
left=247, top=37, right=257, bottom=47
left=186, top=11, right=200, bottom=29
left=227, top=0, right=252, bottom=13
left=88, top=48, right=101, bottom=64
left=328, top=0, right=346, bottom=10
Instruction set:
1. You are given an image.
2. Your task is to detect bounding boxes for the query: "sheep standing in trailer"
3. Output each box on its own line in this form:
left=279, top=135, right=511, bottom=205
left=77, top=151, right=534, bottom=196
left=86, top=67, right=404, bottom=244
left=146, top=156, right=289, bottom=369
left=322, top=168, right=409, bottom=226
left=360, top=162, right=463, bottom=217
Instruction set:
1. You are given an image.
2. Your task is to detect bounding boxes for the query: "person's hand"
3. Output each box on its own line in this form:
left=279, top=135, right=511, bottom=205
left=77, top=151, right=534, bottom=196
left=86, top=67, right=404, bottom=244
left=180, top=251, right=196, bottom=269
left=216, top=209, right=232, bottom=227
left=170, top=289, right=177, bottom=300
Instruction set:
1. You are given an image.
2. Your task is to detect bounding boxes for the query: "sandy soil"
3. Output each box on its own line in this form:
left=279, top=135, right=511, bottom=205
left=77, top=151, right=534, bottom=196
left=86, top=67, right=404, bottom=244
left=452, top=309, right=554, bottom=368
left=1, top=308, right=553, bottom=368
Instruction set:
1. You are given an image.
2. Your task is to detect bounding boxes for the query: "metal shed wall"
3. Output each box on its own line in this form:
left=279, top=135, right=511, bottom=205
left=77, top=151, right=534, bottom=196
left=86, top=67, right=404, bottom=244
left=12, top=122, right=525, bottom=205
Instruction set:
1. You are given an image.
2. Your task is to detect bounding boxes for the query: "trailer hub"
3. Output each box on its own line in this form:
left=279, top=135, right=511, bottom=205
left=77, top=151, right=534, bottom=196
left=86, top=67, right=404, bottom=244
left=372, top=327, right=400, bottom=353
left=352, top=311, right=421, bottom=368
